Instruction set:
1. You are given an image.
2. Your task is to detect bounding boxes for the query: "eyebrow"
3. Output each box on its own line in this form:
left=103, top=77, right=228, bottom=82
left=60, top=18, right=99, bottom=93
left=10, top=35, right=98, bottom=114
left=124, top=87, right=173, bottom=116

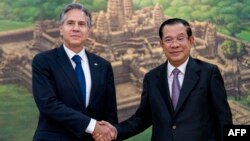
left=164, top=33, right=186, bottom=38
left=65, top=19, right=86, bottom=22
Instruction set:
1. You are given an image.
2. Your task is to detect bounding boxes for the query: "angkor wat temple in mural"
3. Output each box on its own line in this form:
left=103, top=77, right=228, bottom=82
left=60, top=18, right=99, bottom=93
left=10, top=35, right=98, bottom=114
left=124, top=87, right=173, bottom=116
left=0, top=0, right=250, bottom=124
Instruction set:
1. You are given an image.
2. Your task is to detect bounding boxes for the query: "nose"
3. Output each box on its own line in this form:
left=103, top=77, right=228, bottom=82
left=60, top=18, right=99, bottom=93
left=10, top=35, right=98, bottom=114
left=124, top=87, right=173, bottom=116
left=170, top=40, right=179, bottom=48
left=72, top=23, right=80, bottom=31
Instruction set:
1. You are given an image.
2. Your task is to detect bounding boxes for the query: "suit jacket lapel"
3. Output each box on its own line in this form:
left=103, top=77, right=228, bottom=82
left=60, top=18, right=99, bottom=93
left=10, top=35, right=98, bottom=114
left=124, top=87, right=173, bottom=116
left=175, top=57, right=200, bottom=114
left=55, top=45, right=84, bottom=110
left=86, top=51, right=100, bottom=106
left=157, top=62, right=175, bottom=116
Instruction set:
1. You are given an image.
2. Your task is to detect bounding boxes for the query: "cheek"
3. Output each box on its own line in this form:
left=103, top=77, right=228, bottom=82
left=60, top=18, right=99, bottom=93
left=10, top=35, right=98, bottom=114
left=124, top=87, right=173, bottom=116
left=84, top=31, right=89, bottom=37
left=184, top=45, right=191, bottom=52
left=162, top=48, right=170, bottom=57
left=162, top=47, right=169, bottom=53
left=84, top=27, right=91, bottom=33
left=84, top=29, right=90, bottom=36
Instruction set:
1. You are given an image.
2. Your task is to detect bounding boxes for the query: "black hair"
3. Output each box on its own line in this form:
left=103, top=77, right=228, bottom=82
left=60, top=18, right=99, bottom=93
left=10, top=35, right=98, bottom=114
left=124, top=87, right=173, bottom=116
left=159, top=18, right=192, bottom=39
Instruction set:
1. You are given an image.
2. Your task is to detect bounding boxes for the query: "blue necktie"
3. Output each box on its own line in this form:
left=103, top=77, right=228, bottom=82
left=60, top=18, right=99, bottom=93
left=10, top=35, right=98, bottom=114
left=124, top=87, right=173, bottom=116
left=72, top=55, right=86, bottom=109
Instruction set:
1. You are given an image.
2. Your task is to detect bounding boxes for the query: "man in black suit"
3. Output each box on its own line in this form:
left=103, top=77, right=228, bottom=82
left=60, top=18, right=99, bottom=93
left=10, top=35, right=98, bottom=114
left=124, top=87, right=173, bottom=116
left=32, top=3, right=117, bottom=141
left=95, top=18, right=232, bottom=141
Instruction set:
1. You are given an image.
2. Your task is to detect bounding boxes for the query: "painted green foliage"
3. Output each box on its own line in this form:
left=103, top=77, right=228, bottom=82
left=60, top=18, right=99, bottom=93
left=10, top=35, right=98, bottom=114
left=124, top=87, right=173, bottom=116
left=221, top=40, right=247, bottom=59
left=0, top=0, right=106, bottom=21
left=0, top=0, right=249, bottom=41
left=135, top=0, right=250, bottom=41
left=0, top=85, right=38, bottom=141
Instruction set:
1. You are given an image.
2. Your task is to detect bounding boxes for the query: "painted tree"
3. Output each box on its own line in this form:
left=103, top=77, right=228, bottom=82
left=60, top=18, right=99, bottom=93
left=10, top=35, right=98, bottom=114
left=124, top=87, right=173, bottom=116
left=221, top=40, right=247, bottom=59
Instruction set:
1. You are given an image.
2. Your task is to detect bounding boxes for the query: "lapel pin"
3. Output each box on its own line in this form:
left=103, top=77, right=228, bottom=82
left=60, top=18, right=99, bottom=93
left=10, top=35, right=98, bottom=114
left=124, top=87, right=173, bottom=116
left=94, top=63, right=98, bottom=66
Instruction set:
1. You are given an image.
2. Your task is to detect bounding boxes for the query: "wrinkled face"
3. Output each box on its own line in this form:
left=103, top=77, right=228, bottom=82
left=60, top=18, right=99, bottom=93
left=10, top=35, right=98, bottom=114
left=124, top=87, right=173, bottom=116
left=60, top=9, right=90, bottom=49
left=160, top=23, right=194, bottom=67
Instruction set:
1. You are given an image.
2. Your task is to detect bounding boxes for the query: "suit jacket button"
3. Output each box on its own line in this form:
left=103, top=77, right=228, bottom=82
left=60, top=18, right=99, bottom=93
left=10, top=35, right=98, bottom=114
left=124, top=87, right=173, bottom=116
left=172, top=125, right=177, bottom=129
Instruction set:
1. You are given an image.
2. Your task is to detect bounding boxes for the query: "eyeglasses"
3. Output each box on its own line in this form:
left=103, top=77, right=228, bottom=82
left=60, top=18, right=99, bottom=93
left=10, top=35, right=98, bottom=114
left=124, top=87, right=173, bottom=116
left=163, top=35, right=188, bottom=45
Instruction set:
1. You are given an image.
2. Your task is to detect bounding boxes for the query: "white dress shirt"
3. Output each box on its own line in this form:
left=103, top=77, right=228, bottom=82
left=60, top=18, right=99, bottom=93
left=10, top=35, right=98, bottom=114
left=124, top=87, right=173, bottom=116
left=63, top=45, right=96, bottom=134
left=167, top=57, right=189, bottom=99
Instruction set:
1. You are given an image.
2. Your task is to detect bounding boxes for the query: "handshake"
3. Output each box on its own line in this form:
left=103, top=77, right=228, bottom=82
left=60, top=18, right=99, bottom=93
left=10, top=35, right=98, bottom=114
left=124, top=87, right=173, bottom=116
left=92, top=121, right=117, bottom=141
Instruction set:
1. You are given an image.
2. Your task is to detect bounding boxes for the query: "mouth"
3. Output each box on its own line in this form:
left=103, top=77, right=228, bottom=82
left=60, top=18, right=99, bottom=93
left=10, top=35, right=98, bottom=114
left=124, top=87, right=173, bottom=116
left=70, top=35, right=81, bottom=38
left=170, top=51, right=181, bottom=55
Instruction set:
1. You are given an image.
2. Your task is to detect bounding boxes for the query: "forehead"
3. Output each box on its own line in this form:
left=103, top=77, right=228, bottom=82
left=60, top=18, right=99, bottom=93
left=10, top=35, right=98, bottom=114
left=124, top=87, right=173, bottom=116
left=64, top=9, right=87, bottom=21
left=162, top=23, right=187, bottom=37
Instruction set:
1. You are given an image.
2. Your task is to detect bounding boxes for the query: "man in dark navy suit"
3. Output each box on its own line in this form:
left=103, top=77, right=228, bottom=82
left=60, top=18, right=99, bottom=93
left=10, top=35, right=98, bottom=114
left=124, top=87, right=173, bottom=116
left=95, top=18, right=232, bottom=141
left=32, top=3, right=117, bottom=141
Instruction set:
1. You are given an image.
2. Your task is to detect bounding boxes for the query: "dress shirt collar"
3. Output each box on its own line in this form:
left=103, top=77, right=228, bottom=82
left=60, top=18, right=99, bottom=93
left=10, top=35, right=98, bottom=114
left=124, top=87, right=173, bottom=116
left=167, top=57, right=189, bottom=77
left=63, top=44, right=88, bottom=62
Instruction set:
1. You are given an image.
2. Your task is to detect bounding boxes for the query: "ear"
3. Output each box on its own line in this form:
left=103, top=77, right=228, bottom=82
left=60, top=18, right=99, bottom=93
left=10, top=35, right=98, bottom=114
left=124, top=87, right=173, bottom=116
left=189, top=36, right=195, bottom=45
left=88, top=26, right=93, bottom=33
left=59, top=25, right=63, bottom=36
left=159, top=40, right=164, bottom=48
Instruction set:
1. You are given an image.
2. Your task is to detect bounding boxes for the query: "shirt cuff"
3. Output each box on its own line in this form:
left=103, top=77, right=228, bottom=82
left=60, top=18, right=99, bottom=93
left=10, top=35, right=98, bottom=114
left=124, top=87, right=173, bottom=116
left=85, top=118, right=97, bottom=134
left=114, top=126, right=118, bottom=139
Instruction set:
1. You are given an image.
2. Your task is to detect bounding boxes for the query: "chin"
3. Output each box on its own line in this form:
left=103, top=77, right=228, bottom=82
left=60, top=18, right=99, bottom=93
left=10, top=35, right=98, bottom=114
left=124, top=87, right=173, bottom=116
left=69, top=43, right=82, bottom=48
left=70, top=41, right=82, bottom=45
left=170, top=55, right=181, bottom=60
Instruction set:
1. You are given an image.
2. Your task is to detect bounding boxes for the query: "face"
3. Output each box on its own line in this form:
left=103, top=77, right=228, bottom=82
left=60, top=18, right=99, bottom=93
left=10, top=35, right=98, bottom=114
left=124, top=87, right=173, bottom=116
left=60, top=9, right=91, bottom=51
left=160, top=23, right=194, bottom=67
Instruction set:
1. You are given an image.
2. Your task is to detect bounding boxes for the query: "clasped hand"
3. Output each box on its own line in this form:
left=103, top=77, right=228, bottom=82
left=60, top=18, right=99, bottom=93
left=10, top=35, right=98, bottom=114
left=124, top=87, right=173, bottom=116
left=92, top=121, right=116, bottom=141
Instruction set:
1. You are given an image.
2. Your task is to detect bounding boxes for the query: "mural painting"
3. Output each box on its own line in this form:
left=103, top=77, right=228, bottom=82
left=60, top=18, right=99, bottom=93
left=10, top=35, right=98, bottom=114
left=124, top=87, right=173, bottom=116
left=0, top=0, right=249, bottom=140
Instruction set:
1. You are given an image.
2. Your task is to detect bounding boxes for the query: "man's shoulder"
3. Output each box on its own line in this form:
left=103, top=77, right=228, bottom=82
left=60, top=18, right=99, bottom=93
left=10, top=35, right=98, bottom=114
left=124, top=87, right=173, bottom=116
left=191, top=57, right=217, bottom=69
left=86, top=51, right=110, bottom=65
left=37, top=48, right=57, bottom=55
left=146, top=62, right=166, bottom=76
left=33, top=47, right=58, bottom=59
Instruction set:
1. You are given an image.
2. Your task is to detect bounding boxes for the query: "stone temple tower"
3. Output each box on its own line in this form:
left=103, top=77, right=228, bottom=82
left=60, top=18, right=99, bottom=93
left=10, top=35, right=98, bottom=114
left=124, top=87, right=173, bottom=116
left=123, top=0, right=133, bottom=19
left=153, top=3, right=165, bottom=27
left=107, top=0, right=124, bottom=31
left=205, top=24, right=217, bottom=57
left=96, top=11, right=109, bottom=35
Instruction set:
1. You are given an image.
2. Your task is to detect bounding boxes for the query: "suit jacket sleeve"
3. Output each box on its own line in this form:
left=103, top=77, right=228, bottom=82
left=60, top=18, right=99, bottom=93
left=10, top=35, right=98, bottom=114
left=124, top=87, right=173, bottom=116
left=210, top=65, right=232, bottom=140
left=115, top=74, right=152, bottom=140
left=103, top=63, right=118, bottom=124
left=32, top=53, right=91, bottom=138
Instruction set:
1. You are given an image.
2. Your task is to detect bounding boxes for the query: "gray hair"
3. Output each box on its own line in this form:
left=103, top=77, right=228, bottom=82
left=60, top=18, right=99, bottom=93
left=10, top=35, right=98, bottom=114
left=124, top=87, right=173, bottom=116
left=60, top=3, right=92, bottom=27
